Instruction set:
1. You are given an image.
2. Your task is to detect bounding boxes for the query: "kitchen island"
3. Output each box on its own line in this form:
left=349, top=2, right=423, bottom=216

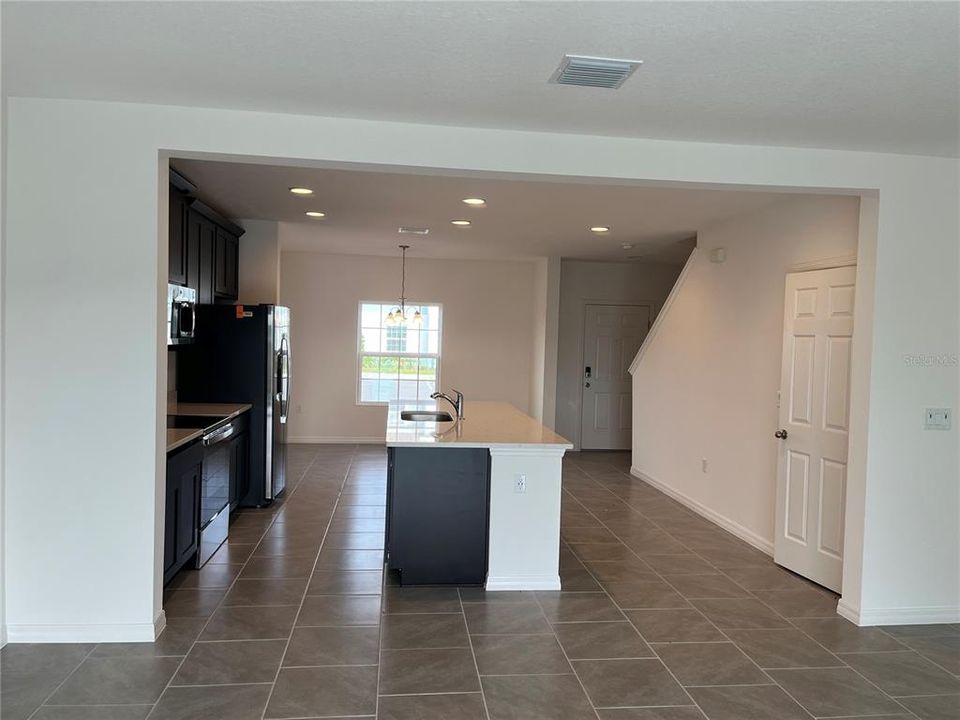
left=385, top=401, right=572, bottom=591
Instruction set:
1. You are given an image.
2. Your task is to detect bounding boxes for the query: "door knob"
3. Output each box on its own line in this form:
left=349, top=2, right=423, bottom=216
left=774, top=429, right=788, bottom=439
left=585, top=382, right=591, bottom=388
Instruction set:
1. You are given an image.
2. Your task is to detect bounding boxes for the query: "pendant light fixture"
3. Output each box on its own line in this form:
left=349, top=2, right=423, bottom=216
left=386, top=244, right=422, bottom=327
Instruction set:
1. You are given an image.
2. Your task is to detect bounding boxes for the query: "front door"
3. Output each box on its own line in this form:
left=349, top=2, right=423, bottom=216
left=774, top=266, right=856, bottom=592
left=580, top=304, right=650, bottom=450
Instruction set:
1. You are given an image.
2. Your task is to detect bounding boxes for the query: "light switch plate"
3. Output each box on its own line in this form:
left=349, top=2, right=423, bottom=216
left=924, top=408, right=952, bottom=430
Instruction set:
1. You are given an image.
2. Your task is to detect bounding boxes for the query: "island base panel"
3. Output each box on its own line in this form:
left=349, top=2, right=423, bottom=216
left=386, top=447, right=490, bottom=585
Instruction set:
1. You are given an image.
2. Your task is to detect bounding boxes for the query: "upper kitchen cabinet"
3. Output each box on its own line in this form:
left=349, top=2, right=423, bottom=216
left=168, top=186, right=189, bottom=285
left=186, top=207, right=217, bottom=303
left=168, top=170, right=244, bottom=304
left=214, top=227, right=240, bottom=300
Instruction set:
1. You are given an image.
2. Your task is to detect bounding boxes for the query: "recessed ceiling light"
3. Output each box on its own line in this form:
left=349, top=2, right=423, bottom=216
left=451, top=220, right=472, bottom=227
left=398, top=227, right=430, bottom=235
left=591, top=226, right=611, bottom=233
left=462, top=197, right=486, bottom=206
left=289, top=187, right=313, bottom=195
left=305, top=211, right=326, bottom=218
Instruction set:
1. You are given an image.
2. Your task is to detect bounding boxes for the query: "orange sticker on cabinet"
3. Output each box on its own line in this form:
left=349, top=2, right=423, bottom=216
left=235, top=305, right=245, bottom=319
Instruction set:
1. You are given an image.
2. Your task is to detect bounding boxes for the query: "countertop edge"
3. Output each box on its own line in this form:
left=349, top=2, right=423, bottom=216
left=166, top=428, right=204, bottom=454
left=385, top=440, right=574, bottom=450
left=167, top=402, right=253, bottom=420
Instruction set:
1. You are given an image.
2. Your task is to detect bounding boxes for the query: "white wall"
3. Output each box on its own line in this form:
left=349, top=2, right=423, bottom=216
left=556, top=260, right=683, bottom=449
left=238, top=219, right=280, bottom=305
left=631, top=195, right=860, bottom=551
left=529, top=259, right=548, bottom=423
left=280, top=252, right=538, bottom=442
left=2, top=97, right=956, bottom=639
left=0, top=88, right=6, bottom=648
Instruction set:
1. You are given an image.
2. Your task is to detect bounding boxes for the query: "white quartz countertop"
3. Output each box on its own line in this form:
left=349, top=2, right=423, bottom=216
left=385, top=400, right=572, bottom=449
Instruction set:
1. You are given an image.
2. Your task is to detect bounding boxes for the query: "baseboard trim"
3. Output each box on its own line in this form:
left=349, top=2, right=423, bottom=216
left=287, top=436, right=384, bottom=445
left=6, top=619, right=160, bottom=643
left=630, top=466, right=774, bottom=556
left=486, top=575, right=562, bottom=592
left=154, top=609, right=167, bottom=640
left=837, top=598, right=960, bottom=627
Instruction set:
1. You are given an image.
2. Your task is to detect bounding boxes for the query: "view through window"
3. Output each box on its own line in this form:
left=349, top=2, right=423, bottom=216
left=358, top=302, right=441, bottom=404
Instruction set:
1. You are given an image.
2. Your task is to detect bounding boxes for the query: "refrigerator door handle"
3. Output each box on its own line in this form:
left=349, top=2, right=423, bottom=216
left=276, top=335, right=289, bottom=420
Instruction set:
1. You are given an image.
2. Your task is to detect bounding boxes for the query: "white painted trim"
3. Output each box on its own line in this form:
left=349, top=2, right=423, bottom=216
left=153, top=609, right=167, bottom=640
left=788, top=255, right=858, bottom=273
left=836, top=597, right=861, bottom=625
left=629, top=247, right=698, bottom=375
left=630, top=466, right=774, bottom=556
left=6, top=618, right=161, bottom=643
left=1, top=625, right=7, bottom=648
left=837, top=597, right=960, bottom=627
left=287, top=436, right=384, bottom=444
left=486, top=574, right=562, bottom=592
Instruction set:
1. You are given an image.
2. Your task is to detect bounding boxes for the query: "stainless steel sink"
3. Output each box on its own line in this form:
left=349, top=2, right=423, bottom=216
left=400, top=410, right=454, bottom=422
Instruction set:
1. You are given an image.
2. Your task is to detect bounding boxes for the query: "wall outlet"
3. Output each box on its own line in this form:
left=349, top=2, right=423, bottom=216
left=924, top=408, right=952, bottom=430
left=701, top=458, right=709, bottom=474
left=515, top=474, right=527, bottom=494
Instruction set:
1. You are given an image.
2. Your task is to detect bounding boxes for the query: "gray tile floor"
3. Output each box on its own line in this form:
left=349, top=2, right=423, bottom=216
left=3, top=445, right=959, bottom=719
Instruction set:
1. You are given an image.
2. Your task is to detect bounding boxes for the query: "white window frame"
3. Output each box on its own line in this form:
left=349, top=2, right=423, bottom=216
left=356, top=300, right=443, bottom=406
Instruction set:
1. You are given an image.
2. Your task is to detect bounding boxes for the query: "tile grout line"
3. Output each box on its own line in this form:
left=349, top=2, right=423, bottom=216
left=529, top=588, right=604, bottom=720
left=143, top=443, right=324, bottom=720
left=559, top=466, right=714, bottom=719
left=566, top=456, right=928, bottom=720
left=23, top=644, right=100, bottom=720
left=457, top=587, right=494, bottom=720
left=260, top=444, right=365, bottom=720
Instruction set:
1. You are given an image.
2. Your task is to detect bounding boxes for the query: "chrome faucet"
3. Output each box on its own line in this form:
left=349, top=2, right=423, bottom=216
left=431, top=388, right=464, bottom=420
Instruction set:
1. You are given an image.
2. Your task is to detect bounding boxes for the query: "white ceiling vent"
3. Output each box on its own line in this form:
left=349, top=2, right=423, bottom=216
left=398, top=227, right=429, bottom=235
left=549, top=54, right=642, bottom=89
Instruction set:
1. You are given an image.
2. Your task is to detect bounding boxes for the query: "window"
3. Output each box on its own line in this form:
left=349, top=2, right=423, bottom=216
left=358, top=302, right=441, bottom=404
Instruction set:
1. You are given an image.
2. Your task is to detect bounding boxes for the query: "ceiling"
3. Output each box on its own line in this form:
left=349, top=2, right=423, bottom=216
left=171, top=159, right=814, bottom=262
left=3, top=2, right=958, bottom=157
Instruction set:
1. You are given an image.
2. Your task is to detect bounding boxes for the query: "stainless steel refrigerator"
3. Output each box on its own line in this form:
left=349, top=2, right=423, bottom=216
left=179, top=304, right=291, bottom=505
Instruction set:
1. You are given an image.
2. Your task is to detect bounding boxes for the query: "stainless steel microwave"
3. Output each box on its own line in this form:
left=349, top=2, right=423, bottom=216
left=167, top=284, right=197, bottom=346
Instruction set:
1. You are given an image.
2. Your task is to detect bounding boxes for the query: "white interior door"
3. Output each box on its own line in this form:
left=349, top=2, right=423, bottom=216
left=580, top=304, right=650, bottom=450
left=774, top=266, right=856, bottom=592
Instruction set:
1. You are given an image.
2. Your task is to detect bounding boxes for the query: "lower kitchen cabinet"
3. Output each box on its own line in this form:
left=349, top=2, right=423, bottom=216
left=386, top=447, right=490, bottom=585
left=228, top=414, right=250, bottom=511
left=164, top=441, right=203, bottom=584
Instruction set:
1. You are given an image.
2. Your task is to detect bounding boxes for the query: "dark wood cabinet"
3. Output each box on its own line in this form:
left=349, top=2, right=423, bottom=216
left=215, top=227, right=239, bottom=301
left=168, top=187, right=188, bottom=285
left=228, top=415, right=250, bottom=511
left=164, top=441, right=203, bottom=585
left=168, top=175, right=243, bottom=305
left=186, top=209, right=217, bottom=304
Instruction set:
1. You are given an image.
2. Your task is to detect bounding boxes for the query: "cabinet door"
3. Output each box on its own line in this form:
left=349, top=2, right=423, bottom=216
left=214, top=228, right=239, bottom=301
left=229, top=430, right=249, bottom=510
left=168, top=187, right=188, bottom=285
left=176, top=463, right=201, bottom=567
left=163, top=477, right=178, bottom=578
left=187, top=210, right=216, bottom=304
